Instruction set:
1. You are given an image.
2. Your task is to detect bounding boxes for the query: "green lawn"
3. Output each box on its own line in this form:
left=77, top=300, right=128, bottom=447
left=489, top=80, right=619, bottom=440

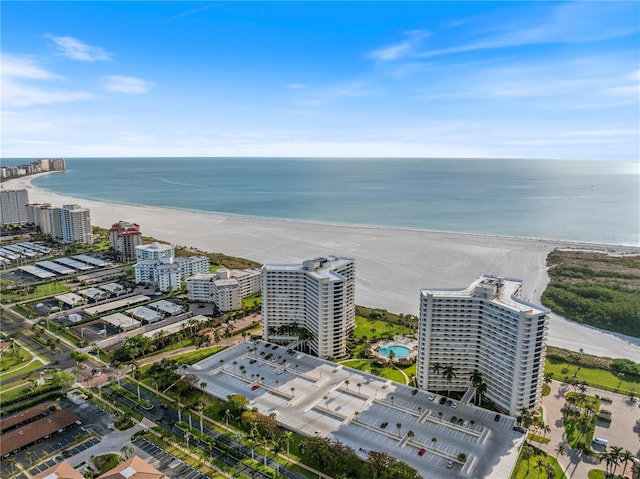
left=511, top=453, right=566, bottom=479
left=167, top=346, right=226, bottom=365
left=563, top=413, right=596, bottom=449
left=242, top=294, right=261, bottom=308
left=353, top=316, right=413, bottom=340
left=0, top=347, right=32, bottom=372
left=340, top=359, right=407, bottom=383
left=4, top=282, right=70, bottom=303
left=527, top=433, right=551, bottom=444
left=587, top=470, right=606, bottom=479
left=545, top=358, right=638, bottom=395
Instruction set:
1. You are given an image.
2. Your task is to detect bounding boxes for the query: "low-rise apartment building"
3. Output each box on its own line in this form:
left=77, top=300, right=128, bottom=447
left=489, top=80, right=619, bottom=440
left=187, top=268, right=261, bottom=312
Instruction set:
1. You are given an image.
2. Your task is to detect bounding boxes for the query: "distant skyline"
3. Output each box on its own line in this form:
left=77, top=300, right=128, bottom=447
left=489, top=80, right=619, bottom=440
left=2, top=1, right=639, bottom=160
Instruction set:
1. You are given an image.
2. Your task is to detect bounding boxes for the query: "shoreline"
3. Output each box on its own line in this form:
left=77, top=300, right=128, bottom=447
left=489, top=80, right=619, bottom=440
left=4, top=173, right=640, bottom=360
left=22, top=172, right=640, bottom=249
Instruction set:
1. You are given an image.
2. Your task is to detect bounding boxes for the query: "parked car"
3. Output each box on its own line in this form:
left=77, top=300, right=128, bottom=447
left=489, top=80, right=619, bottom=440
left=451, top=402, right=458, bottom=408
left=160, top=403, right=168, bottom=410
left=439, top=397, right=447, bottom=404
left=494, top=414, right=501, bottom=422
left=428, top=394, right=435, bottom=401
left=418, top=448, right=426, bottom=456
left=446, top=461, right=453, bottom=469
left=412, top=389, right=418, bottom=395
left=380, top=422, right=388, bottom=429
left=445, top=399, right=452, bottom=407
left=251, top=384, right=260, bottom=391
left=249, top=359, right=257, bottom=364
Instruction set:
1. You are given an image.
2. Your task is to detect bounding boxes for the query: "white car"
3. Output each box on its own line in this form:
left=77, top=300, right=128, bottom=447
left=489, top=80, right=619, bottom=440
left=428, top=394, right=435, bottom=401
left=446, top=461, right=453, bottom=469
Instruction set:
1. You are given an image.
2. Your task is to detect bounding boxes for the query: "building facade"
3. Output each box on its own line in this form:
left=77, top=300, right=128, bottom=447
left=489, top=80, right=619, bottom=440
left=109, top=221, right=142, bottom=261
left=26, top=203, right=53, bottom=233
left=416, top=276, right=549, bottom=416
left=262, top=256, right=355, bottom=359
left=186, top=268, right=261, bottom=312
left=135, top=242, right=175, bottom=262
left=49, top=204, right=92, bottom=244
left=0, top=189, right=29, bottom=225
left=134, top=254, right=209, bottom=292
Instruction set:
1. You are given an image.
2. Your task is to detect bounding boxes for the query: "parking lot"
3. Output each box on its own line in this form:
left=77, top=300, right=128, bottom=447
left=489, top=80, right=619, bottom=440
left=27, top=438, right=100, bottom=476
left=188, top=340, right=525, bottom=479
left=133, top=438, right=208, bottom=479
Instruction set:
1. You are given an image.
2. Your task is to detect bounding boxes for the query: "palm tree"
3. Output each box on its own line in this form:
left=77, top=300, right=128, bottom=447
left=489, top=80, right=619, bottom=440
left=353, top=411, right=360, bottom=422
left=534, top=457, right=546, bottom=478
left=610, top=445, right=623, bottom=477
left=396, top=422, right=402, bottom=438
left=357, top=382, right=362, bottom=394
left=620, top=449, right=634, bottom=478
left=290, top=387, right=295, bottom=397
left=442, top=364, right=457, bottom=397
left=554, top=443, right=566, bottom=460
left=344, top=380, right=350, bottom=390
left=430, top=362, right=441, bottom=392
left=284, top=431, right=293, bottom=464
left=200, top=381, right=207, bottom=397
left=407, top=430, right=414, bottom=442
left=476, top=382, right=488, bottom=406
left=431, top=437, right=437, bottom=450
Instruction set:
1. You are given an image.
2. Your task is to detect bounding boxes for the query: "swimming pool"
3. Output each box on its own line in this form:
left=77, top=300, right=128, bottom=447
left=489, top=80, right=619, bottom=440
left=378, top=345, right=411, bottom=358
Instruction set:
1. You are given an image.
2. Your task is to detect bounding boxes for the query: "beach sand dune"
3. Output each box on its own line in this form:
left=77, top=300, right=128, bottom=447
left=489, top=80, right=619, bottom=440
left=6, top=174, right=640, bottom=360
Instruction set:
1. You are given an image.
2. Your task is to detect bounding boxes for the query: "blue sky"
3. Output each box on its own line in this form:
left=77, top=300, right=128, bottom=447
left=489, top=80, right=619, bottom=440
left=2, top=1, right=639, bottom=159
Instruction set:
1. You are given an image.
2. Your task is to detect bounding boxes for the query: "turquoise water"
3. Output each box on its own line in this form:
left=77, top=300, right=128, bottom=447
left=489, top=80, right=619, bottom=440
left=6, top=157, right=638, bottom=246
left=379, top=345, right=412, bottom=358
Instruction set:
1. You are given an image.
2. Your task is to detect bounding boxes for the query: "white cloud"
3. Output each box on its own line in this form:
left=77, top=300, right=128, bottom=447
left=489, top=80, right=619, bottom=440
left=46, top=34, right=111, bottom=61
left=2, top=54, right=59, bottom=80
left=102, top=75, right=154, bottom=94
left=419, top=2, right=640, bottom=58
left=1, top=53, right=94, bottom=107
left=370, top=30, right=430, bottom=62
left=2, top=79, right=95, bottom=107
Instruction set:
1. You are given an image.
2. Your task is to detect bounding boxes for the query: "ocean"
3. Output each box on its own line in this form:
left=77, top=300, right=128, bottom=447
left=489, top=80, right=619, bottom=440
left=11, top=157, right=639, bottom=246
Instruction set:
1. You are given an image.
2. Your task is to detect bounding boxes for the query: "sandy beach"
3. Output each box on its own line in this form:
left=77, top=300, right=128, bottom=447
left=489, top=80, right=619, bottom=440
left=4, top=173, right=640, bottom=360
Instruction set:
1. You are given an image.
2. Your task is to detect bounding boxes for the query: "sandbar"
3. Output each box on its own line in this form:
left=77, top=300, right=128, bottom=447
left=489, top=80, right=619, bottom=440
left=4, top=173, right=640, bottom=360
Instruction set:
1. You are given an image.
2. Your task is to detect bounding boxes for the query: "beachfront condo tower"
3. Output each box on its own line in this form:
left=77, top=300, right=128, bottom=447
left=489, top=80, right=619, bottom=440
left=262, top=256, right=355, bottom=359
left=49, top=204, right=92, bottom=244
left=109, top=221, right=143, bottom=261
left=0, top=189, right=29, bottom=225
left=416, top=276, right=549, bottom=416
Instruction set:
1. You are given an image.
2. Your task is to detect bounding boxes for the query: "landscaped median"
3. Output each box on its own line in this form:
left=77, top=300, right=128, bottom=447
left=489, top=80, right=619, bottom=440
left=108, top=382, right=153, bottom=410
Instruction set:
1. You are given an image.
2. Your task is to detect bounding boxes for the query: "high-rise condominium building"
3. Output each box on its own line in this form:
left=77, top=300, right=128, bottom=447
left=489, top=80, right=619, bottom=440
left=262, top=256, right=355, bottom=359
left=26, top=203, right=53, bottom=233
left=0, top=190, right=29, bottom=225
left=109, top=221, right=143, bottom=261
left=49, top=204, right=92, bottom=244
left=416, top=276, right=549, bottom=416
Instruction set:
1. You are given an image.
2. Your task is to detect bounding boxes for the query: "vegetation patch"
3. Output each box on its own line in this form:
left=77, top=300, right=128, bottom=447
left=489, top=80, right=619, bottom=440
left=93, top=453, right=122, bottom=475
left=511, top=446, right=566, bottom=479
left=527, top=433, right=550, bottom=444
left=542, top=249, right=640, bottom=337
left=545, top=348, right=639, bottom=396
